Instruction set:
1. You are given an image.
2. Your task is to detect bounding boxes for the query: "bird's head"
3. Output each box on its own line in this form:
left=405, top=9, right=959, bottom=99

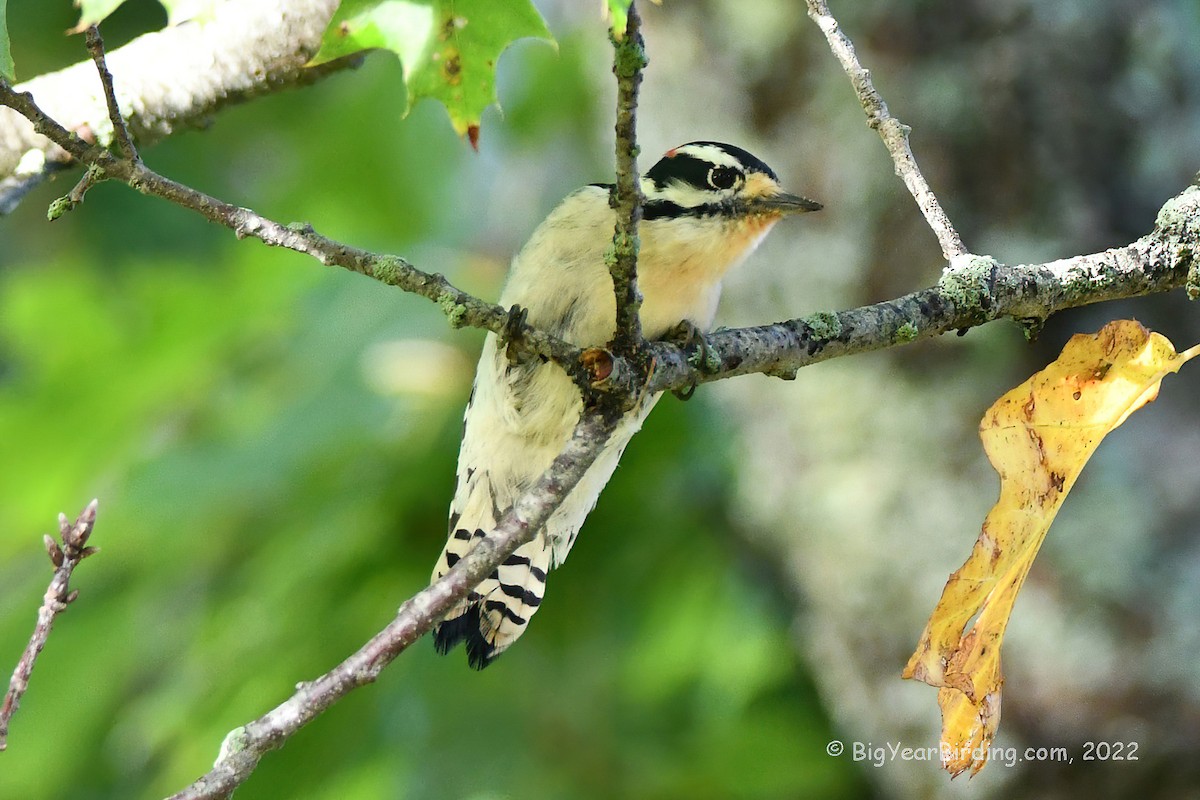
left=641, top=141, right=821, bottom=222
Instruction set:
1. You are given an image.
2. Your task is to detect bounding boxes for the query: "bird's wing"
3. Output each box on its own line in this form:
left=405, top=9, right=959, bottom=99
left=431, top=333, right=659, bottom=668
left=432, top=335, right=577, bottom=668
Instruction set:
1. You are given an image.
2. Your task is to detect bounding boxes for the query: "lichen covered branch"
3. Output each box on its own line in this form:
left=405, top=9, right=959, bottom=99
left=641, top=183, right=1200, bottom=393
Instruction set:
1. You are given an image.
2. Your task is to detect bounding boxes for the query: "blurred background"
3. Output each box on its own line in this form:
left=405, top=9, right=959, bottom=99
left=2, top=1, right=1200, bottom=798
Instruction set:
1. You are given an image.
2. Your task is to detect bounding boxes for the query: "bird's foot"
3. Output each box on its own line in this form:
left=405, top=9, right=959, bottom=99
left=501, top=304, right=534, bottom=363
left=663, top=320, right=716, bottom=401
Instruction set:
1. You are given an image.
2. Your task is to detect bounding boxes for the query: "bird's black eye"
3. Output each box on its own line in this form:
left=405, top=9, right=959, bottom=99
left=707, top=166, right=741, bottom=191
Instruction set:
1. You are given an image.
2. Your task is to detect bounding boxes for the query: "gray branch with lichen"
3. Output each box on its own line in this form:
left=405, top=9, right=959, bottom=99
left=637, top=183, right=1200, bottom=394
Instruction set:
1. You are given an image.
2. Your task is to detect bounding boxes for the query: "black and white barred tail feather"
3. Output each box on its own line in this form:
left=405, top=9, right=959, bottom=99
left=432, top=529, right=552, bottom=669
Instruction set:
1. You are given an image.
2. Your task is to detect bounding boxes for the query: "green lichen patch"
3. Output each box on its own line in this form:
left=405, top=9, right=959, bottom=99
left=438, top=291, right=469, bottom=328
left=802, top=310, right=843, bottom=340
left=895, top=321, right=919, bottom=343
left=938, top=254, right=999, bottom=312
left=371, top=255, right=406, bottom=286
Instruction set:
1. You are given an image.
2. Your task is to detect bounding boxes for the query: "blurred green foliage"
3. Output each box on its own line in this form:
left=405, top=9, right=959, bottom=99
left=0, top=3, right=865, bottom=798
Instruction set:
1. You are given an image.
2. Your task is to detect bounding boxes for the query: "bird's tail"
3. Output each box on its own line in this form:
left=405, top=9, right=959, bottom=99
left=431, top=530, right=552, bottom=669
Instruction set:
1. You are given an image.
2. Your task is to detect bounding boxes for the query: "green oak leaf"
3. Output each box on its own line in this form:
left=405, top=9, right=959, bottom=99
left=0, top=0, right=14, bottom=82
left=311, top=0, right=553, bottom=144
left=70, top=0, right=130, bottom=33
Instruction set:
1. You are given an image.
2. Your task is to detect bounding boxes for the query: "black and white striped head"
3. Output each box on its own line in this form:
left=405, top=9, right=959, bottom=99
left=641, top=141, right=821, bottom=221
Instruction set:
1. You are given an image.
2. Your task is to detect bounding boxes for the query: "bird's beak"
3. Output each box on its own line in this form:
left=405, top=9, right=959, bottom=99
left=754, top=190, right=823, bottom=214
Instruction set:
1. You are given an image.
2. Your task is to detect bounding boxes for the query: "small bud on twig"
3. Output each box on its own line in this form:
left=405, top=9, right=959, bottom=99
left=62, top=499, right=98, bottom=550
left=43, top=535, right=64, bottom=568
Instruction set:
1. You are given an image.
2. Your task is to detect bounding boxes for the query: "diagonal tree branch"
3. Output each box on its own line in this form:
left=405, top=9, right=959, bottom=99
left=162, top=410, right=620, bottom=800
left=806, top=0, right=967, bottom=260
left=0, top=500, right=99, bottom=751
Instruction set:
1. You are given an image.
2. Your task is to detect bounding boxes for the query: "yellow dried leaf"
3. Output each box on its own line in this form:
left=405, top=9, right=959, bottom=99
left=903, top=320, right=1200, bottom=777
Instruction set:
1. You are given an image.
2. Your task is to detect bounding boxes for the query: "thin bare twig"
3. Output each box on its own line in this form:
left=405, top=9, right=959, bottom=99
left=805, top=0, right=967, bottom=260
left=83, top=26, right=137, bottom=161
left=162, top=411, right=619, bottom=800
left=0, top=500, right=100, bottom=751
left=608, top=1, right=648, bottom=357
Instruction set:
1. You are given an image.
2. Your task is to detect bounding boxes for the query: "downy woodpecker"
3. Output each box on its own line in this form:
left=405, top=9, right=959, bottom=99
left=432, top=142, right=821, bottom=668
